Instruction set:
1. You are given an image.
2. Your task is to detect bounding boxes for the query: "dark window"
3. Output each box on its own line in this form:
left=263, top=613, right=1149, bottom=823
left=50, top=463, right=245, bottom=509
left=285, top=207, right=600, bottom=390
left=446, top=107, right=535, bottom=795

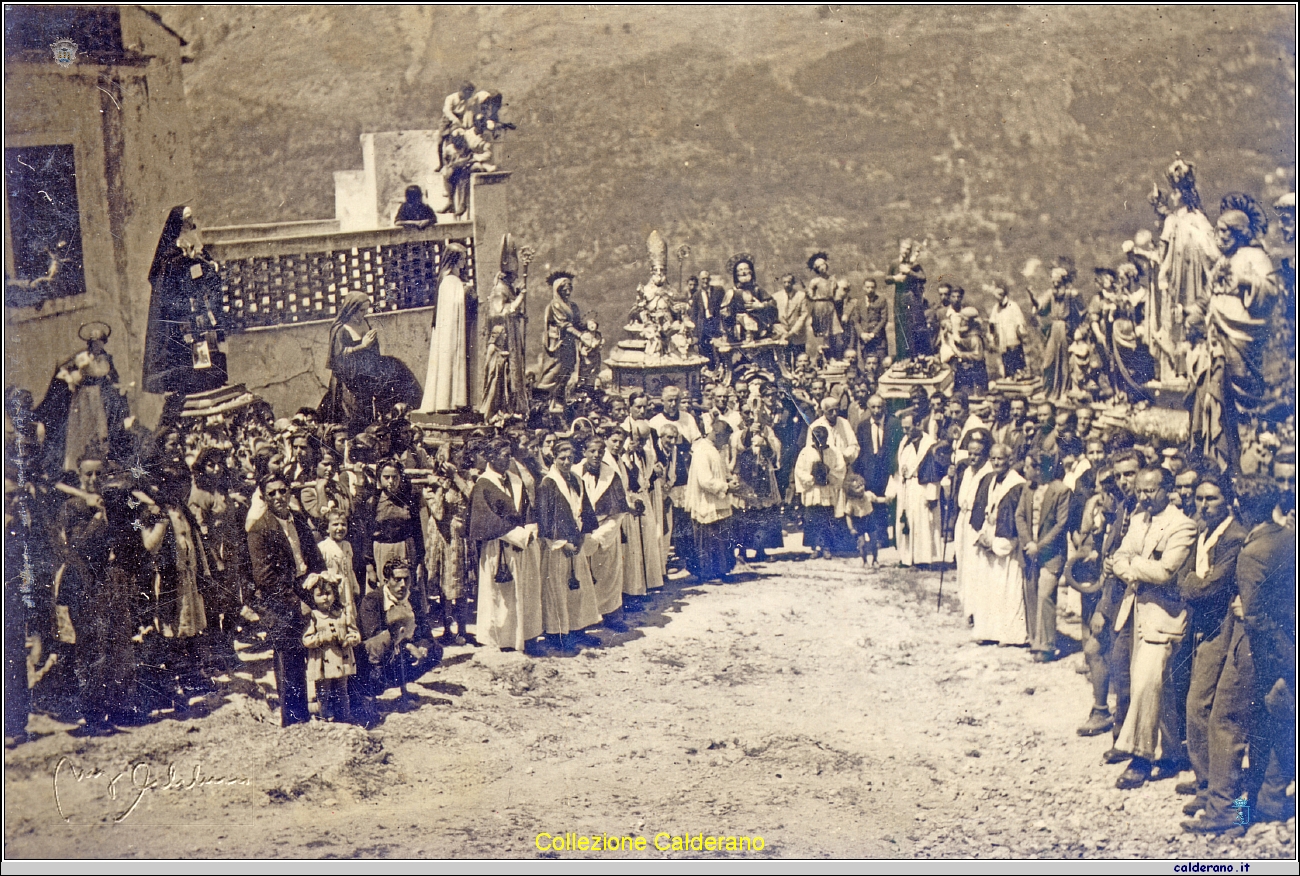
left=5, top=145, right=86, bottom=309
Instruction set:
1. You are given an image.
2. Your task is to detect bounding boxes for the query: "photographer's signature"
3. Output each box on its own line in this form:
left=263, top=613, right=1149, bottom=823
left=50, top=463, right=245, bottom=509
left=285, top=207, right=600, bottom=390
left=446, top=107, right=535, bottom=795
left=53, top=756, right=251, bottom=823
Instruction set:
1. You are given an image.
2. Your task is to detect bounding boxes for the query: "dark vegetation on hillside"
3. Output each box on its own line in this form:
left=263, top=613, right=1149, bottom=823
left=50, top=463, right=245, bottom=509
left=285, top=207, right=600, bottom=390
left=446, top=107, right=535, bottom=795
left=165, top=6, right=1295, bottom=333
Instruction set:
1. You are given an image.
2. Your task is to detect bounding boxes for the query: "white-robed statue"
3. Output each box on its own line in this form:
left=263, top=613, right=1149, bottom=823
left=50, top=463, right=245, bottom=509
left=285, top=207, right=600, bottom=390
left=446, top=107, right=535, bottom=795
left=420, top=243, right=473, bottom=413
left=1151, top=154, right=1219, bottom=346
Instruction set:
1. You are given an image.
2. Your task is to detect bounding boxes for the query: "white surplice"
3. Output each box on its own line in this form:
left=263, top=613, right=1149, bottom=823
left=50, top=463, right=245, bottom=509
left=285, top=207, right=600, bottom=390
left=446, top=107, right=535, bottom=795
left=969, top=470, right=1028, bottom=645
left=890, top=433, right=942, bottom=566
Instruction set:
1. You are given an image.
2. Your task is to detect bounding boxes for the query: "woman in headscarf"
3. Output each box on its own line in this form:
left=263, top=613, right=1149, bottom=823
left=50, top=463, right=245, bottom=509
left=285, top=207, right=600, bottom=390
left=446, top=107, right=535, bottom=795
left=142, top=206, right=227, bottom=399
left=420, top=243, right=473, bottom=413
left=322, top=292, right=382, bottom=429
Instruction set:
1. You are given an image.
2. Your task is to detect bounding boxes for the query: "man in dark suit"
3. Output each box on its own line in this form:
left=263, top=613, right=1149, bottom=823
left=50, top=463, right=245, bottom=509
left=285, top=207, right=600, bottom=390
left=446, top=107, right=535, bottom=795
left=247, top=472, right=325, bottom=727
left=1015, top=452, right=1072, bottom=662
left=1175, top=471, right=1248, bottom=818
left=853, top=393, right=902, bottom=555
left=1185, top=475, right=1295, bottom=831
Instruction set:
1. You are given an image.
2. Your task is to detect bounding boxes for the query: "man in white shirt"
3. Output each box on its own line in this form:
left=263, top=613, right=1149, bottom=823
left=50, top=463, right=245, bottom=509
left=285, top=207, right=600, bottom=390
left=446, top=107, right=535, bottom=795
left=806, top=396, right=860, bottom=469
left=986, top=281, right=1029, bottom=379
left=648, top=385, right=702, bottom=444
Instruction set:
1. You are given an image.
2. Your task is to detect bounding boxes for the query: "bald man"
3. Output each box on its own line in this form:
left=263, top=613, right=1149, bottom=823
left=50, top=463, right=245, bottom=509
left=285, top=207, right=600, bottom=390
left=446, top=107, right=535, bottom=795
left=1109, top=467, right=1197, bottom=790
left=806, top=395, right=860, bottom=468
left=648, top=385, right=702, bottom=444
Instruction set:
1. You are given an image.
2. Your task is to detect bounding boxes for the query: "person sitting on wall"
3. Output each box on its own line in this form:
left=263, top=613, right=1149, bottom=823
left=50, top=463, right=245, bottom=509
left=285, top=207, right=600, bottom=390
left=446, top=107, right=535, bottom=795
left=394, top=186, right=437, bottom=229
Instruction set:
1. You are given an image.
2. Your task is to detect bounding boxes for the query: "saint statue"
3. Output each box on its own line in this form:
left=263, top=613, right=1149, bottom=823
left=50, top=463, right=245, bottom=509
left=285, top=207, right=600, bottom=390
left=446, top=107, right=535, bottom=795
left=1151, top=153, right=1219, bottom=353
left=534, top=271, right=583, bottom=410
left=628, top=231, right=678, bottom=359
left=724, top=252, right=778, bottom=345
left=419, top=243, right=474, bottom=413
left=1201, top=194, right=1279, bottom=470
left=1027, top=256, right=1086, bottom=401
left=804, top=251, right=842, bottom=361
left=34, top=321, right=129, bottom=474
left=142, top=206, right=228, bottom=398
left=478, top=235, right=532, bottom=423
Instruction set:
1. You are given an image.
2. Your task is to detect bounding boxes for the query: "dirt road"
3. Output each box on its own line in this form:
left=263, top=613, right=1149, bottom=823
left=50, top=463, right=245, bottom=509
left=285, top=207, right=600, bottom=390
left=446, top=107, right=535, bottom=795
left=4, top=545, right=1294, bottom=860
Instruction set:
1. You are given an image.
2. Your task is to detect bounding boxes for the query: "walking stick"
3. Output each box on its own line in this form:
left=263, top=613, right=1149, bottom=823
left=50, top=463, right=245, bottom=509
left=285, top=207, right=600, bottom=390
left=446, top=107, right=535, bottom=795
left=937, top=507, right=953, bottom=610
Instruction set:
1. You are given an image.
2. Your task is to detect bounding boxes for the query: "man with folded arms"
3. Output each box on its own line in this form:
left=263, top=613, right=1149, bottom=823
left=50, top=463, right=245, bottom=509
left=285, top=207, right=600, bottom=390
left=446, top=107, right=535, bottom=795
left=1108, top=467, right=1197, bottom=790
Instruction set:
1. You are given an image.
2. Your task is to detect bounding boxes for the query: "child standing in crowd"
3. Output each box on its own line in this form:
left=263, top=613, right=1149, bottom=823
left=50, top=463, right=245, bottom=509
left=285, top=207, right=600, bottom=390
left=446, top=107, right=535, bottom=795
left=318, top=509, right=361, bottom=628
left=303, top=572, right=360, bottom=723
left=838, top=472, right=880, bottom=566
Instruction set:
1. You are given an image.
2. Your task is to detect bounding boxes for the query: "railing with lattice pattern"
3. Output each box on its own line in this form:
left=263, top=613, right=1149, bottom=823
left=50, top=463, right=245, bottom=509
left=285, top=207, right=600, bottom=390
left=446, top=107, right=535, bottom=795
left=207, top=223, right=475, bottom=332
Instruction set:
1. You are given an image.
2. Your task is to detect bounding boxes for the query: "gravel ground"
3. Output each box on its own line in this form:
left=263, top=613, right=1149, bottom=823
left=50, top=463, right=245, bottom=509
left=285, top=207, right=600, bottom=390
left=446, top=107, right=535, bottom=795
left=4, top=540, right=1295, bottom=860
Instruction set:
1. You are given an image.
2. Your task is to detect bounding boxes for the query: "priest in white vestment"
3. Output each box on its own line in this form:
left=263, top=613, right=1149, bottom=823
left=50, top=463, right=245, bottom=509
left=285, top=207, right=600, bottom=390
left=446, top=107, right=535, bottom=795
left=969, top=444, right=1028, bottom=645
left=889, top=412, right=944, bottom=566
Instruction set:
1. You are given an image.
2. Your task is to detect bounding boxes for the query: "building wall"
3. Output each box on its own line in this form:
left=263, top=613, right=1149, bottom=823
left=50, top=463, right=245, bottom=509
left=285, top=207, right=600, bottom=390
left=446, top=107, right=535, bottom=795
left=4, top=7, right=194, bottom=429
left=225, top=306, right=434, bottom=416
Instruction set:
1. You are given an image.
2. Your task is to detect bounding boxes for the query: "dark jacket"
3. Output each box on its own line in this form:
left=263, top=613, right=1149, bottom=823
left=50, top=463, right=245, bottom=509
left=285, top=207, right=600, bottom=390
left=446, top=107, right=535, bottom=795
left=1015, top=480, right=1072, bottom=571
left=1176, top=517, right=1248, bottom=640
left=247, top=509, right=325, bottom=646
left=1236, top=522, right=1297, bottom=688
left=467, top=472, right=531, bottom=545
left=536, top=470, right=597, bottom=544
left=853, top=414, right=904, bottom=495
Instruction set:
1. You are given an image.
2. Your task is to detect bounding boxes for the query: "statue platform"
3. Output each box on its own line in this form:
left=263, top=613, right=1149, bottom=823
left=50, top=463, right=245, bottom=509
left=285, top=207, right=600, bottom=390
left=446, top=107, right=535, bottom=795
left=606, top=339, right=708, bottom=397
left=1095, top=398, right=1189, bottom=444
left=878, top=362, right=954, bottom=400
left=178, top=384, right=262, bottom=419
left=410, top=409, right=481, bottom=428
left=990, top=375, right=1045, bottom=399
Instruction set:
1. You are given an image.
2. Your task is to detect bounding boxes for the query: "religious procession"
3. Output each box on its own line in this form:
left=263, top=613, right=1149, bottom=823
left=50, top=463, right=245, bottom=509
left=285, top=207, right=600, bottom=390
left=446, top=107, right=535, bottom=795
left=3, top=55, right=1296, bottom=843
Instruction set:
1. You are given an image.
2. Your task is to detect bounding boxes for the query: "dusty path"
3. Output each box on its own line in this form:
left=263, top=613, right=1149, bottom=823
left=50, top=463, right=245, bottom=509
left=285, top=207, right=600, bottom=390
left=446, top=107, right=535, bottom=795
left=5, top=544, right=1294, bottom=860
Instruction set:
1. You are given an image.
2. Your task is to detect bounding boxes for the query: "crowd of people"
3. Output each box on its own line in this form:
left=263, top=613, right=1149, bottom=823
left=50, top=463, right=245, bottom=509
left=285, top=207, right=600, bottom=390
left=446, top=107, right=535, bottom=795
left=4, top=156, right=1295, bottom=838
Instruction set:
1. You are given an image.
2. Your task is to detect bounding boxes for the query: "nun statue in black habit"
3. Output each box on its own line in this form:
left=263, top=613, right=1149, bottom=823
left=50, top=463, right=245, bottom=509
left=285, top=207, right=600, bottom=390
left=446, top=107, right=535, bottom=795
left=142, top=206, right=228, bottom=399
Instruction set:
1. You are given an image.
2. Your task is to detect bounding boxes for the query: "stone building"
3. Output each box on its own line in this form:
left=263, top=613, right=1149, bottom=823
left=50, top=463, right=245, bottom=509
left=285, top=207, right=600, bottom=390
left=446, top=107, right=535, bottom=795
left=4, top=6, right=196, bottom=426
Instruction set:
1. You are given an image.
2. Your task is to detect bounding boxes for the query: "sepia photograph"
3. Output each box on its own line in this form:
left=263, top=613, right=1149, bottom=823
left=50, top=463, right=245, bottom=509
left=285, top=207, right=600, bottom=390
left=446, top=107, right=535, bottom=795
left=3, top=4, right=1296, bottom=865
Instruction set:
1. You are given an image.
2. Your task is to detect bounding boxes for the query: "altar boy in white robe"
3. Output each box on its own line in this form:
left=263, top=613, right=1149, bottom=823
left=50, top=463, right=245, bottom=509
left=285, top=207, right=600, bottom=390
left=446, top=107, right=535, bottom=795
left=535, top=440, right=602, bottom=643
left=603, top=429, right=653, bottom=602
left=573, top=436, right=630, bottom=631
left=969, top=444, right=1028, bottom=645
left=889, top=411, right=945, bottom=567
left=468, top=439, right=543, bottom=652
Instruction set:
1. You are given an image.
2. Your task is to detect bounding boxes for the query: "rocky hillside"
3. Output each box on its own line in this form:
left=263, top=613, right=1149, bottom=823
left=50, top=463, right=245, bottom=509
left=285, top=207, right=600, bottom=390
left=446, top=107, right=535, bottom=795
left=159, top=6, right=1295, bottom=329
